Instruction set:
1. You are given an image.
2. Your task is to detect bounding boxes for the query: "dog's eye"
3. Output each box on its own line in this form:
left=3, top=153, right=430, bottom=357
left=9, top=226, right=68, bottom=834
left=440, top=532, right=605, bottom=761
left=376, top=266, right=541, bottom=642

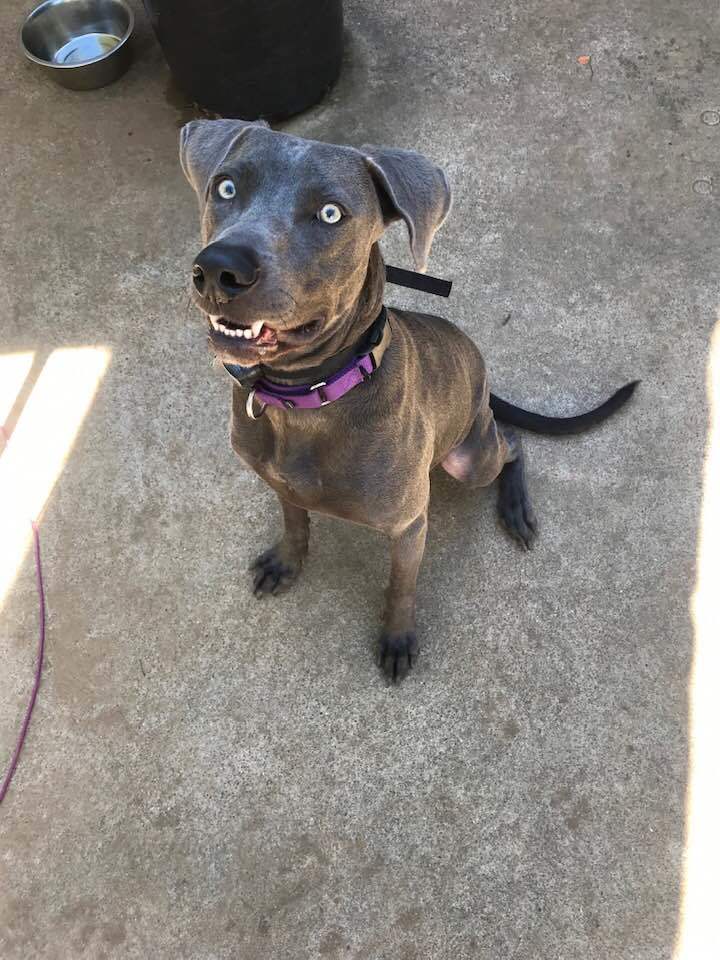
left=318, top=203, right=343, bottom=224
left=216, top=178, right=236, bottom=200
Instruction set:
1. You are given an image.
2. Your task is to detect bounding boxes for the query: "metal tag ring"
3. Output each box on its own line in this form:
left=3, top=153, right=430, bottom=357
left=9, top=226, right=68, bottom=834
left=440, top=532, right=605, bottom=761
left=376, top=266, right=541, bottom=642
left=246, top=388, right=267, bottom=420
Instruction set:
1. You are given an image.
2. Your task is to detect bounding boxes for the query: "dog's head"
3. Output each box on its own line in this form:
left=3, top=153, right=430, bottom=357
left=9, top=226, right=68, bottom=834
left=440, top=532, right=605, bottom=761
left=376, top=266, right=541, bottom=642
left=180, top=119, right=451, bottom=368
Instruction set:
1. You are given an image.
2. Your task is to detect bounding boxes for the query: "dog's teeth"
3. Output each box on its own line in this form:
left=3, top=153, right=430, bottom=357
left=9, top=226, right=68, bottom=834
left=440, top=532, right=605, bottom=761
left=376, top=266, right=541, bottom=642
left=209, top=315, right=258, bottom=340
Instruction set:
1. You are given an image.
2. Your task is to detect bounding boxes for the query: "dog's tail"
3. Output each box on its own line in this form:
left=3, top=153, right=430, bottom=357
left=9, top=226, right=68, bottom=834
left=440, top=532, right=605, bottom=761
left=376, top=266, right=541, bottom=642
left=489, top=380, right=640, bottom=436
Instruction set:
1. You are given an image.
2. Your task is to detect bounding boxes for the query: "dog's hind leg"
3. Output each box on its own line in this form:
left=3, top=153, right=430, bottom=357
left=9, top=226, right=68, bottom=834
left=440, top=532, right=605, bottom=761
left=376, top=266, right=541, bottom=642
left=441, top=412, right=537, bottom=549
left=251, top=496, right=310, bottom=596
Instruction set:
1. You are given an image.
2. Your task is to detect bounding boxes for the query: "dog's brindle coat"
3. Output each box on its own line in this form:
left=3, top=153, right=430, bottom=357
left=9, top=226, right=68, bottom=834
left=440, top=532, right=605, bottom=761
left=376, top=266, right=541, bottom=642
left=181, top=119, right=629, bottom=680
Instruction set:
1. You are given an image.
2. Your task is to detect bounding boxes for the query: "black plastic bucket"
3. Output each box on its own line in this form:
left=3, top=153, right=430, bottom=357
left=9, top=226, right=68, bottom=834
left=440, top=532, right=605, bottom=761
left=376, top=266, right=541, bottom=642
left=144, top=0, right=343, bottom=120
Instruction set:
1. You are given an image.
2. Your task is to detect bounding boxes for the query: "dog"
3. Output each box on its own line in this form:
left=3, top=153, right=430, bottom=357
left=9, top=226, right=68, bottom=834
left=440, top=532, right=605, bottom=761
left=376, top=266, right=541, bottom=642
left=180, top=119, right=636, bottom=681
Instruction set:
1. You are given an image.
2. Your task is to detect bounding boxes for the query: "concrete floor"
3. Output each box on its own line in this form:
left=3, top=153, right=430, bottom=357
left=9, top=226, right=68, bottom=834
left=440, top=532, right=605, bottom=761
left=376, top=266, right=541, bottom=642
left=1, top=0, right=717, bottom=957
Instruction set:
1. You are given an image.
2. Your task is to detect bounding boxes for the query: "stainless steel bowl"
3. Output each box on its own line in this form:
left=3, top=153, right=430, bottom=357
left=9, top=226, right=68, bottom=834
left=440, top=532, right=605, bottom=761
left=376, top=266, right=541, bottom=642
left=20, top=0, right=134, bottom=90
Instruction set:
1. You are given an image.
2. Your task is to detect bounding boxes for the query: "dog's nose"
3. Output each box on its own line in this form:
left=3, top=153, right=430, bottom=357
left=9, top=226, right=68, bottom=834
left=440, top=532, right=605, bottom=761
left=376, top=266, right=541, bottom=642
left=192, top=242, right=260, bottom=300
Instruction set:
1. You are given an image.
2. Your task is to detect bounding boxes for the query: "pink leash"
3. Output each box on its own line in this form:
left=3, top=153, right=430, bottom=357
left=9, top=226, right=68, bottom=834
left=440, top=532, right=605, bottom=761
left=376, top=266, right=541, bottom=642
left=0, top=428, right=47, bottom=805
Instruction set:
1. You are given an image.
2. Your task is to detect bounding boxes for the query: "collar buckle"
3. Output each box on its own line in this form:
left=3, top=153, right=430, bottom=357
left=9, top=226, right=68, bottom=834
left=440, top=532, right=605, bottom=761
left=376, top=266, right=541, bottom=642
left=311, top=381, right=330, bottom=405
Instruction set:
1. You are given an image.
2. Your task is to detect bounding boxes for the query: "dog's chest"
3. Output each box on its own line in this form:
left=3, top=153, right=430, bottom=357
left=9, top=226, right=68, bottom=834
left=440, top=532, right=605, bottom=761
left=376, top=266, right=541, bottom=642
left=262, top=443, right=324, bottom=503
left=231, top=409, right=382, bottom=519
left=231, top=415, right=328, bottom=502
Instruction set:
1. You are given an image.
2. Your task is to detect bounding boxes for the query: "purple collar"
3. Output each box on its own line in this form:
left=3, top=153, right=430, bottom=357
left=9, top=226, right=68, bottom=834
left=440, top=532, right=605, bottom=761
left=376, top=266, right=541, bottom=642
left=224, top=307, right=391, bottom=419
left=247, top=350, right=378, bottom=417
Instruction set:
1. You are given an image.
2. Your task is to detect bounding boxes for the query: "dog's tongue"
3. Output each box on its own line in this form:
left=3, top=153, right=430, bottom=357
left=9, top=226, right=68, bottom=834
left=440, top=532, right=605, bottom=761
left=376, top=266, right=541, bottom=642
left=258, top=326, right=278, bottom=346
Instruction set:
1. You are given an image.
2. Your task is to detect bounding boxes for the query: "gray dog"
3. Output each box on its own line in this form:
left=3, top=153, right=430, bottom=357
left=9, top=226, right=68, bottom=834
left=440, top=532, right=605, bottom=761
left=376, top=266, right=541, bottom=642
left=180, top=119, right=636, bottom=681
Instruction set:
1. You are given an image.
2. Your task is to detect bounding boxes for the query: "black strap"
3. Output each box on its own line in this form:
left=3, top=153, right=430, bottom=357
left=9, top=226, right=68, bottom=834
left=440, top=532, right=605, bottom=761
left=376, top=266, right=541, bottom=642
left=385, top=264, right=452, bottom=298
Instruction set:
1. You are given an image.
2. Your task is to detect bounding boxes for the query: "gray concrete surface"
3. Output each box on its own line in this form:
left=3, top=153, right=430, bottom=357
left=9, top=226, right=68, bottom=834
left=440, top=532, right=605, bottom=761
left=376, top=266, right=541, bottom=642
left=0, top=0, right=716, bottom=957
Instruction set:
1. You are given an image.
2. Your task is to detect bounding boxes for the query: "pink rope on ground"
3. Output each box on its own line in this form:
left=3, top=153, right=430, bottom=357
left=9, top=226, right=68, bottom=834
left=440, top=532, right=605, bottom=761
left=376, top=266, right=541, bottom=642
left=0, top=425, right=47, bottom=804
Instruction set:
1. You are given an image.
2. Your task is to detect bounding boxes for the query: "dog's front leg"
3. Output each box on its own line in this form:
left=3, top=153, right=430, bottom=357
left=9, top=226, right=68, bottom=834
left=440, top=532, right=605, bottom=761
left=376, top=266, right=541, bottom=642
left=378, top=510, right=428, bottom=681
left=251, top=496, right=310, bottom=597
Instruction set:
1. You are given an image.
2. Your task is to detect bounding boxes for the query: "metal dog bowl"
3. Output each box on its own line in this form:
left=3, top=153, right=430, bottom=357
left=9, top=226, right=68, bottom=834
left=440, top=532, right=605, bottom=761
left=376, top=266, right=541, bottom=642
left=20, top=0, right=134, bottom=90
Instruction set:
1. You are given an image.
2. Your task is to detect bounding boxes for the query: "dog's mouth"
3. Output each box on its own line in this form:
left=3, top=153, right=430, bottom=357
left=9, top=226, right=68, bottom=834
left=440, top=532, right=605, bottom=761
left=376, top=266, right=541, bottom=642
left=206, top=313, right=324, bottom=358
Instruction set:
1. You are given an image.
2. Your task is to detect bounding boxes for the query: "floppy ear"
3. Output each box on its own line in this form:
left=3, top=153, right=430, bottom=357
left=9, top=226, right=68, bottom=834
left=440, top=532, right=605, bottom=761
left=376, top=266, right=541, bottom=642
left=179, top=118, right=269, bottom=196
left=363, top=145, right=452, bottom=272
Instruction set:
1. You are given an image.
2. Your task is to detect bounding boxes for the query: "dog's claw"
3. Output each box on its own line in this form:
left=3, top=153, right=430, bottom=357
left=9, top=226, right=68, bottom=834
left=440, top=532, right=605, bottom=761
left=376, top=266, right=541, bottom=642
left=250, top=547, right=301, bottom=597
left=378, top=631, right=418, bottom=682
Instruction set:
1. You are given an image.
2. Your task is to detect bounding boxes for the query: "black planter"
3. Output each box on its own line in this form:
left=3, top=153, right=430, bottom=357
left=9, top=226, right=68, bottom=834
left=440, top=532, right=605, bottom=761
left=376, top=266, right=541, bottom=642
left=144, top=0, right=343, bottom=120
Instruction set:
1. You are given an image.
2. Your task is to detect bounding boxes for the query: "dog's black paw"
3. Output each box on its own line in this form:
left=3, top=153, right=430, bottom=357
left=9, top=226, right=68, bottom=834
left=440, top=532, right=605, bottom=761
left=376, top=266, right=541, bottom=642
left=377, top=631, right=418, bottom=682
left=498, top=484, right=537, bottom=550
left=250, top=548, right=301, bottom=597
left=497, top=454, right=537, bottom=550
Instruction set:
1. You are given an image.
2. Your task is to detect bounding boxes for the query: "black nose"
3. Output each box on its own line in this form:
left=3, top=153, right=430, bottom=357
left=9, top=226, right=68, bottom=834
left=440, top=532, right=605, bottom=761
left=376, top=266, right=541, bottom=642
left=192, top=241, right=260, bottom=300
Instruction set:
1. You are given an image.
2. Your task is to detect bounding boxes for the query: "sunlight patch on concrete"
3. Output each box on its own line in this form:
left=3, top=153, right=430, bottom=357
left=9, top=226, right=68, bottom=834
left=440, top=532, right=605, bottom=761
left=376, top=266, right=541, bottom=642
left=0, top=347, right=110, bottom=608
left=676, top=318, right=720, bottom=960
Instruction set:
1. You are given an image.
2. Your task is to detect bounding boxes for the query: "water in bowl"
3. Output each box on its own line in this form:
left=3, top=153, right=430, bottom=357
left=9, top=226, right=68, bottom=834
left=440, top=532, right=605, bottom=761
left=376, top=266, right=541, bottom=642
left=53, top=32, right=120, bottom=65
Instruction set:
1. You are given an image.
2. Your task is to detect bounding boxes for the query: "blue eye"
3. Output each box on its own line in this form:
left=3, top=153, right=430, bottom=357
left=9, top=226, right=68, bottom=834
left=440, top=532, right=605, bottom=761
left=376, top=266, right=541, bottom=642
left=217, top=178, right=236, bottom=200
left=318, top=203, right=343, bottom=223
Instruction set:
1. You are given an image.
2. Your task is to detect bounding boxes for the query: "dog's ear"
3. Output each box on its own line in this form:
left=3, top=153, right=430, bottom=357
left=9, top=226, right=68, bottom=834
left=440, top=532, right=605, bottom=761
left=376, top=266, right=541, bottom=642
left=179, top=118, right=270, bottom=196
left=363, top=146, right=451, bottom=272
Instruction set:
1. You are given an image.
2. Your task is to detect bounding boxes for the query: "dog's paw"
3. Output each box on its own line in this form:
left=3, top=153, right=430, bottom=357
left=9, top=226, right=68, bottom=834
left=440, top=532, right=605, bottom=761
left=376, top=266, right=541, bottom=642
left=377, top=630, right=418, bottom=683
left=250, top=548, right=301, bottom=597
left=498, top=482, right=538, bottom=550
